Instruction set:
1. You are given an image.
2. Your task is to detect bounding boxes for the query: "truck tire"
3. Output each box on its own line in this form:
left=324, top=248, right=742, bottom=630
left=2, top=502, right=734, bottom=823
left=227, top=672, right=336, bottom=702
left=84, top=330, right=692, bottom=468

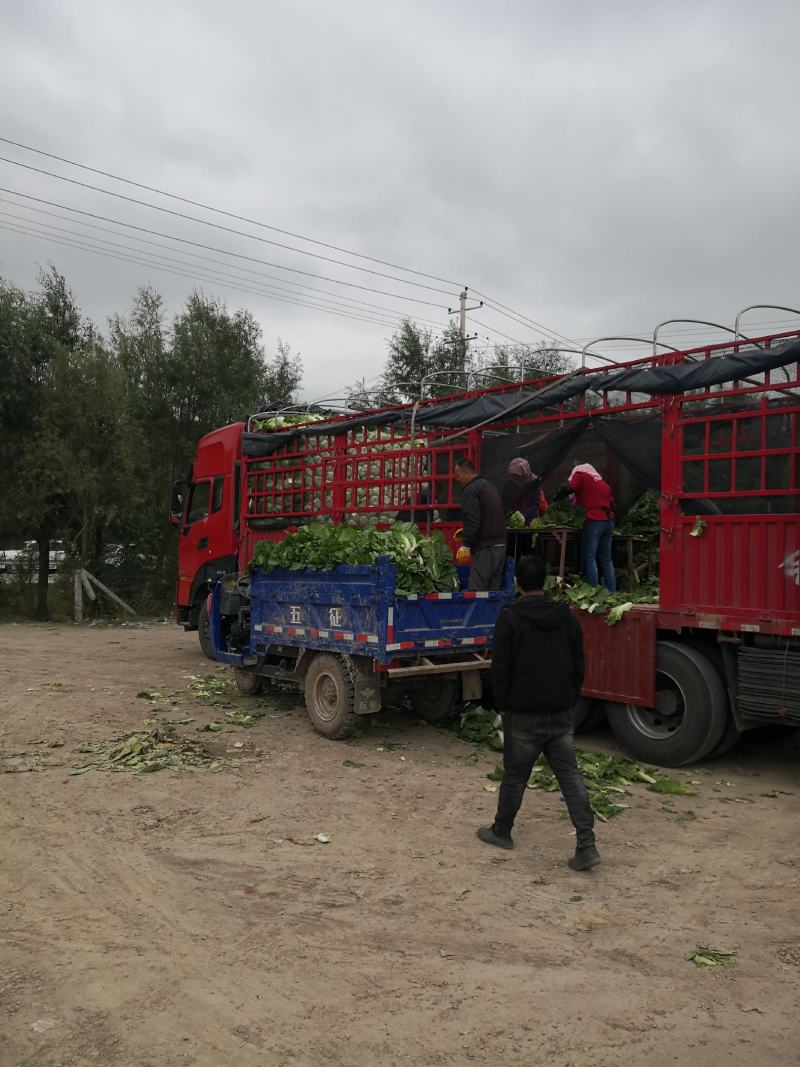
left=573, top=697, right=606, bottom=734
left=304, top=654, right=359, bottom=740
left=604, top=641, right=729, bottom=767
left=410, top=675, right=459, bottom=724
left=234, top=669, right=263, bottom=696
left=198, top=598, right=215, bottom=660
left=705, top=715, right=742, bottom=759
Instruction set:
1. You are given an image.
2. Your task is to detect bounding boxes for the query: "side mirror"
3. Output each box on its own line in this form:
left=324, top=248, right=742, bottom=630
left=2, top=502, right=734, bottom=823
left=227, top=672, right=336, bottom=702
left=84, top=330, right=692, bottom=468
left=169, top=479, right=187, bottom=527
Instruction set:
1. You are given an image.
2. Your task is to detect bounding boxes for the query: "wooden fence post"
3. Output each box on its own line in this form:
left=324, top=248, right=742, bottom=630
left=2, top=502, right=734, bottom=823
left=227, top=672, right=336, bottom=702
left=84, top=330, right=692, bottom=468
left=74, top=570, right=83, bottom=623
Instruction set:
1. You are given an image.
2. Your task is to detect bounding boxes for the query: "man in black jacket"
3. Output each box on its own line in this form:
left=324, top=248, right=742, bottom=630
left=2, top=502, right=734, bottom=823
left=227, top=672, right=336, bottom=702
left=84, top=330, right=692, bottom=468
left=454, top=458, right=507, bottom=591
left=477, top=555, right=600, bottom=871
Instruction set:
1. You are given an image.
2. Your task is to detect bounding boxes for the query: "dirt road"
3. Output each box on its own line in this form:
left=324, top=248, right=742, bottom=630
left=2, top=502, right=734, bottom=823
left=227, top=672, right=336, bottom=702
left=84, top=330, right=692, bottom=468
left=1, top=622, right=798, bottom=1066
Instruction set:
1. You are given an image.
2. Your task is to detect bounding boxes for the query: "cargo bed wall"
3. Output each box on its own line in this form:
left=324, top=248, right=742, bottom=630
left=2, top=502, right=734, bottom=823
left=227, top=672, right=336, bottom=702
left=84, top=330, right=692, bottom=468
left=577, top=606, right=657, bottom=707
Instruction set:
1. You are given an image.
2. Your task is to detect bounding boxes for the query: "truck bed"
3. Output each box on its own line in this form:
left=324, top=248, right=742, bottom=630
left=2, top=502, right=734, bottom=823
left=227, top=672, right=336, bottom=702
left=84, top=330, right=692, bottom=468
left=211, top=557, right=515, bottom=667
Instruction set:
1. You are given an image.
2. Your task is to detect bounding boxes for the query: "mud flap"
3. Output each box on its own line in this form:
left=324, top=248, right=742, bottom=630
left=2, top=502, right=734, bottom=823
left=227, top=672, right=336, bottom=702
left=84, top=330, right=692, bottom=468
left=461, top=671, right=483, bottom=702
left=344, top=654, right=383, bottom=714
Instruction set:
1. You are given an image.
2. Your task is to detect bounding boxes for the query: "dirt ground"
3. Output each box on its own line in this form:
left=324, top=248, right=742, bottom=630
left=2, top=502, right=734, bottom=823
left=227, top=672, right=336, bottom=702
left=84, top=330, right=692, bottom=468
left=1, top=623, right=799, bottom=1067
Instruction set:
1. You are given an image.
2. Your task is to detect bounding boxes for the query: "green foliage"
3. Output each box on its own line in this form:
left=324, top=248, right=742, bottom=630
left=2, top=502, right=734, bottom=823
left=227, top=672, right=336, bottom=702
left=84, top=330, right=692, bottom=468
left=544, top=575, right=658, bottom=624
left=72, top=723, right=216, bottom=774
left=476, top=342, right=571, bottom=387
left=523, top=749, right=691, bottom=822
left=382, top=320, right=471, bottom=402
left=251, top=521, right=459, bottom=595
left=0, top=268, right=306, bottom=618
left=456, top=706, right=504, bottom=750
left=507, top=510, right=526, bottom=529
left=617, top=490, right=660, bottom=539
left=684, top=946, right=736, bottom=967
left=530, top=502, right=585, bottom=529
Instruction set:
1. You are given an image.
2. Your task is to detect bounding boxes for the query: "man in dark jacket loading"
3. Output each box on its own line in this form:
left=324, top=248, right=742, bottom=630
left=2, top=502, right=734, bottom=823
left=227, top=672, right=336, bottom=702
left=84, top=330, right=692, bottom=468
left=454, top=458, right=507, bottom=591
left=477, top=555, right=600, bottom=871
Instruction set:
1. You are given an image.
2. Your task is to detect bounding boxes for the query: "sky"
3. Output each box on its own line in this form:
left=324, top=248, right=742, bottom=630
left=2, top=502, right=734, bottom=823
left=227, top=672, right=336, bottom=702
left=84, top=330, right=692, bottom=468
left=1, top=0, right=799, bottom=403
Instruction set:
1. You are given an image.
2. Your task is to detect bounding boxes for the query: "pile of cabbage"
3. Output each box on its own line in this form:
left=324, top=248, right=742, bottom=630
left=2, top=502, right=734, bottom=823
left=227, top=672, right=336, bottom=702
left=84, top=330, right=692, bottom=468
left=251, top=522, right=459, bottom=595
left=248, top=427, right=428, bottom=519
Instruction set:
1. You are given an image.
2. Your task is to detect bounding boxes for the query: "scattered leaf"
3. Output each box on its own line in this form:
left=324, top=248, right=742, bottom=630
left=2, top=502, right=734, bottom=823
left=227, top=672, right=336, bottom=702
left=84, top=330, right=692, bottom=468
left=684, top=945, right=737, bottom=967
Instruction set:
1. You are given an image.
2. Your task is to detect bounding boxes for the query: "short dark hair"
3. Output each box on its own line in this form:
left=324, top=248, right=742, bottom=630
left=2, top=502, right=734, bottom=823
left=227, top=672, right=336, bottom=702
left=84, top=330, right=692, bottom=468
left=455, top=457, right=475, bottom=473
left=515, top=554, right=546, bottom=591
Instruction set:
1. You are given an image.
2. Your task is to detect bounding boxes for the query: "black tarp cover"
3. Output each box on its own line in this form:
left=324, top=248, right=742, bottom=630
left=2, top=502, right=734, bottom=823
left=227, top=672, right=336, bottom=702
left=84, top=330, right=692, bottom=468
left=242, top=338, right=799, bottom=454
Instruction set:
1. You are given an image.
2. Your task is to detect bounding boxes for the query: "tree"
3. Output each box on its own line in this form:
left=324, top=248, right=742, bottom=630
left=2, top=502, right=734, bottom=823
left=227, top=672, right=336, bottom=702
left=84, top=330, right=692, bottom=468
left=383, top=319, right=473, bottom=402
left=476, top=342, right=572, bottom=387
left=22, top=339, right=138, bottom=568
left=169, top=291, right=272, bottom=435
left=1, top=267, right=95, bottom=617
left=263, top=339, right=302, bottom=406
left=109, top=288, right=294, bottom=597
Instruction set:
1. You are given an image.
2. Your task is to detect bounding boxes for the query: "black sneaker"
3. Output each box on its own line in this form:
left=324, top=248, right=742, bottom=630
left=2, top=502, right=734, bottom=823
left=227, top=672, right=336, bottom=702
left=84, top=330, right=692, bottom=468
left=477, top=825, right=514, bottom=850
left=568, top=845, right=601, bottom=871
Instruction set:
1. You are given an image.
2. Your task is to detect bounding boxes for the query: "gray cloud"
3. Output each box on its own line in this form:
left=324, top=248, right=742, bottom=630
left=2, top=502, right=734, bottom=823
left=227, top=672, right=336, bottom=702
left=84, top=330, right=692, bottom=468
left=1, top=0, right=798, bottom=398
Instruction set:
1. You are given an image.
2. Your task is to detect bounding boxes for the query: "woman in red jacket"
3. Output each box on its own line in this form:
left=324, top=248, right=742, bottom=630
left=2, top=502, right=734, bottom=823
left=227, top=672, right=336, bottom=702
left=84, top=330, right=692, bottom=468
left=568, top=463, right=616, bottom=592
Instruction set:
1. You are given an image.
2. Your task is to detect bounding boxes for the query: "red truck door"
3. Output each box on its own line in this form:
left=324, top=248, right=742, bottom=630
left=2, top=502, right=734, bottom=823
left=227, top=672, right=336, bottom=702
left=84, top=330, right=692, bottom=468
left=176, top=470, right=240, bottom=624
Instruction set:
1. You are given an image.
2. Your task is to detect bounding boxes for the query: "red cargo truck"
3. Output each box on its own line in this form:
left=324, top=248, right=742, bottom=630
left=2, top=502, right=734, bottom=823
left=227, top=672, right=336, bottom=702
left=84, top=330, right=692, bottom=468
left=172, top=329, right=800, bottom=765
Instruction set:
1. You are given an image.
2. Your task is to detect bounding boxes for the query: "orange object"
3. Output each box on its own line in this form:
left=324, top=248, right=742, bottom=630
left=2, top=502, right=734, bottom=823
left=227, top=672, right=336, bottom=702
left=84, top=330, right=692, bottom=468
left=456, top=545, right=471, bottom=565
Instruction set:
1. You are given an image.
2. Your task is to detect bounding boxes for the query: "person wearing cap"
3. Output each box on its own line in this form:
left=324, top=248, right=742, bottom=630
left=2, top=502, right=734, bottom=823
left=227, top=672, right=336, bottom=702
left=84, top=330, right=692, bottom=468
left=502, top=457, right=547, bottom=523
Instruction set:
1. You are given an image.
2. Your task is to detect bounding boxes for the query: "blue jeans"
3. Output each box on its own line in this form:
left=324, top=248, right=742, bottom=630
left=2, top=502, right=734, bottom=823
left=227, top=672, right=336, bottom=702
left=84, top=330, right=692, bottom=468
left=493, top=711, right=595, bottom=849
left=582, top=519, right=616, bottom=591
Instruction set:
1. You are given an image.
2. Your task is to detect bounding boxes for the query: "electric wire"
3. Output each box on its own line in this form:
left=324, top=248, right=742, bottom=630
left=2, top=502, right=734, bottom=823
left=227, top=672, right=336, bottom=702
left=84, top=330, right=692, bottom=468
left=0, top=135, right=464, bottom=288
left=0, top=138, right=578, bottom=343
left=0, top=220, right=408, bottom=329
left=0, top=194, right=446, bottom=318
left=0, top=185, right=456, bottom=310
left=0, top=203, right=446, bottom=327
left=0, top=155, right=456, bottom=296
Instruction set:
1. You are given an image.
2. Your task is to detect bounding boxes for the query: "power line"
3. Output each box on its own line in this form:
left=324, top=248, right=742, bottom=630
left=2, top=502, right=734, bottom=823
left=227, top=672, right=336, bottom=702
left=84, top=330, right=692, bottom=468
left=470, top=289, right=577, bottom=346
left=466, top=316, right=539, bottom=347
left=0, top=139, right=581, bottom=346
left=0, top=202, right=446, bottom=328
left=0, top=135, right=464, bottom=289
left=0, top=155, right=456, bottom=297
left=0, top=185, right=457, bottom=310
left=0, top=220, right=409, bottom=330
left=0, top=194, right=446, bottom=316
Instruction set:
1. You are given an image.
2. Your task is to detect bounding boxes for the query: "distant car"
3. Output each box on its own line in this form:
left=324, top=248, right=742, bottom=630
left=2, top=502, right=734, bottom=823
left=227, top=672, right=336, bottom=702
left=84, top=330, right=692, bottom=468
left=0, top=541, right=67, bottom=580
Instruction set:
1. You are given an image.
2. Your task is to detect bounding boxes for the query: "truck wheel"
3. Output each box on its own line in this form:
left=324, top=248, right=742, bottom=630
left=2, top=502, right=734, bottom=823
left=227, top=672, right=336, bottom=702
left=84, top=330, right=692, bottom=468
left=604, top=641, right=729, bottom=767
left=705, top=715, right=742, bottom=759
left=304, top=655, right=358, bottom=740
left=410, top=675, right=459, bottom=723
left=234, top=669, right=263, bottom=696
left=573, top=697, right=606, bottom=734
left=198, top=598, right=215, bottom=660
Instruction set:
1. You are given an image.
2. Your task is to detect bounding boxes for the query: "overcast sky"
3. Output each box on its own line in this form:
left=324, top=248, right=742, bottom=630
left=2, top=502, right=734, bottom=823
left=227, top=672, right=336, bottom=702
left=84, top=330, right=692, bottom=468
left=1, top=0, right=799, bottom=401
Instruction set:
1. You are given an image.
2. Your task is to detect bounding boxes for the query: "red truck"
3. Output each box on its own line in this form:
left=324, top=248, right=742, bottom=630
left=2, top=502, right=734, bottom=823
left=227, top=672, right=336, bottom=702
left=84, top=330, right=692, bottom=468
left=172, top=328, right=800, bottom=766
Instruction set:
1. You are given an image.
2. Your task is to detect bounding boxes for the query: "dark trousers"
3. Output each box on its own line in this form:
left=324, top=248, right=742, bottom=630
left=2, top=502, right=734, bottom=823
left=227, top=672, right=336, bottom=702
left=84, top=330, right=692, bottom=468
left=469, top=545, right=506, bottom=591
left=494, top=711, right=595, bottom=849
left=581, top=519, right=616, bottom=592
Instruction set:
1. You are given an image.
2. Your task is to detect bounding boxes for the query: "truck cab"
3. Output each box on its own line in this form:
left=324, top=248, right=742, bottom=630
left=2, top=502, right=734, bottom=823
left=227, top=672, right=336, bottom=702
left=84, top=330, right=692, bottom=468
left=174, top=423, right=243, bottom=649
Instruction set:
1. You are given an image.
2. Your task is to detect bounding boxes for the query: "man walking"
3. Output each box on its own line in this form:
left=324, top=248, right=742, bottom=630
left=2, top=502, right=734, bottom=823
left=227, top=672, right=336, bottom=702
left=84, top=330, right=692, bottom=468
left=477, top=555, right=600, bottom=871
left=454, top=458, right=507, bottom=591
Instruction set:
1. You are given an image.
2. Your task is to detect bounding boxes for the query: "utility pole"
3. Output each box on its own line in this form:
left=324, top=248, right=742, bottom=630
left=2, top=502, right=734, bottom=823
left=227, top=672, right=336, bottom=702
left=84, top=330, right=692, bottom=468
left=448, top=287, right=483, bottom=339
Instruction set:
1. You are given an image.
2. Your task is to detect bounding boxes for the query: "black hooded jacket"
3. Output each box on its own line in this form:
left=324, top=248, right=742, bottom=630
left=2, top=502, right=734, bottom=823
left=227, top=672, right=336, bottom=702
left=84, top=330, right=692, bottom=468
left=491, top=595, right=585, bottom=714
